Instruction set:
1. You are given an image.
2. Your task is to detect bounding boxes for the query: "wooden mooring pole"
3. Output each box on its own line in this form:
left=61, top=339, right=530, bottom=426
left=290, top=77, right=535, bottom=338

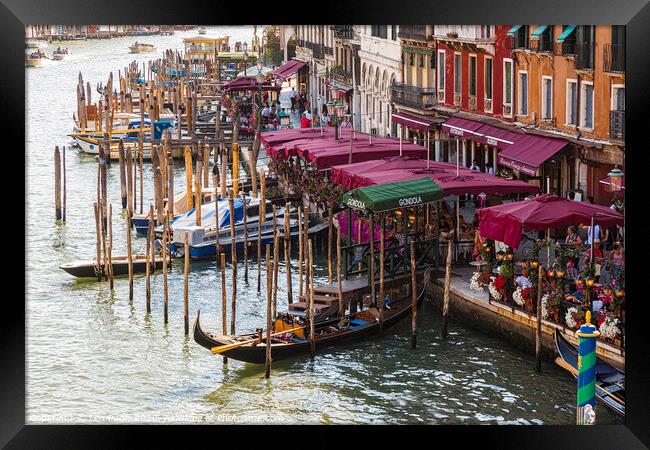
left=535, top=265, right=544, bottom=373
left=308, top=239, right=315, bottom=357
left=243, top=191, right=248, bottom=283
left=118, top=140, right=127, bottom=208
left=108, top=204, right=114, bottom=289
left=93, top=203, right=101, bottom=281
left=410, top=241, right=417, bottom=349
left=284, top=202, right=292, bottom=304
left=184, top=231, right=190, bottom=335
left=126, top=209, right=134, bottom=300
left=379, top=215, right=384, bottom=333
left=145, top=204, right=153, bottom=314
left=62, top=146, right=66, bottom=222
left=265, top=244, right=272, bottom=378
left=337, top=228, right=344, bottom=316
left=441, top=239, right=453, bottom=339
left=229, top=193, right=237, bottom=335
left=54, top=146, right=62, bottom=220
left=327, top=206, right=333, bottom=283
left=298, top=208, right=304, bottom=297
left=163, top=215, right=169, bottom=324
left=257, top=170, right=266, bottom=293
left=272, top=209, right=279, bottom=317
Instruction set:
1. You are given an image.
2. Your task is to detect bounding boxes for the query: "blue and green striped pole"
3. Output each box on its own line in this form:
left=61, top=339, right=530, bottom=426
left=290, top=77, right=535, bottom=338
left=576, top=310, right=600, bottom=425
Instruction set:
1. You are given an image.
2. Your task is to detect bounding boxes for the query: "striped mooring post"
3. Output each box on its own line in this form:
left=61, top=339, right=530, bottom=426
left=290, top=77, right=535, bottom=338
left=576, top=310, right=600, bottom=425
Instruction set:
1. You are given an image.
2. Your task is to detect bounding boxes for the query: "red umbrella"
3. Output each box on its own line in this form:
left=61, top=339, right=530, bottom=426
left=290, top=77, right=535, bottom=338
left=477, top=194, right=624, bottom=248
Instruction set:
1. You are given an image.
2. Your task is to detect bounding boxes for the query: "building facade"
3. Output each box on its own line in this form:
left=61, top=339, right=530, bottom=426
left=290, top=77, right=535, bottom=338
left=357, top=25, right=401, bottom=136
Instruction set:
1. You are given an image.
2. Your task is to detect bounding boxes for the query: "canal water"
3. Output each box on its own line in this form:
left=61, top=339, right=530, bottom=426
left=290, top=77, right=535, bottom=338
left=26, top=26, right=615, bottom=424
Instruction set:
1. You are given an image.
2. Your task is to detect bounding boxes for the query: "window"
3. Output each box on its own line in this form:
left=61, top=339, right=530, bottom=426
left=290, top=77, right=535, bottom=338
left=409, top=52, right=414, bottom=66
left=518, top=71, right=528, bottom=115
left=580, top=82, right=594, bottom=129
left=566, top=79, right=577, bottom=125
left=469, top=55, right=477, bottom=96
left=454, top=54, right=461, bottom=93
left=611, top=85, right=625, bottom=111
left=391, top=25, right=397, bottom=41
left=484, top=57, right=493, bottom=99
left=430, top=54, right=435, bottom=69
left=437, top=50, right=445, bottom=91
left=542, top=76, right=552, bottom=119
left=503, top=59, right=513, bottom=112
left=419, top=54, right=424, bottom=68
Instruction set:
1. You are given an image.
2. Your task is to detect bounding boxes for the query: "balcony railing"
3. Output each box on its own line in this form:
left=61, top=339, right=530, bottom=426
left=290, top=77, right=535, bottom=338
left=331, top=25, right=356, bottom=40
left=312, top=44, right=323, bottom=59
left=391, top=82, right=436, bottom=109
left=468, top=95, right=477, bottom=110
left=603, top=43, right=625, bottom=73
left=324, top=45, right=333, bottom=56
left=610, top=110, right=625, bottom=140
left=528, top=37, right=553, bottom=53
left=505, top=33, right=529, bottom=50
left=575, top=41, right=595, bottom=70
left=398, top=25, right=429, bottom=41
left=554, top=39, right=576, bottom=56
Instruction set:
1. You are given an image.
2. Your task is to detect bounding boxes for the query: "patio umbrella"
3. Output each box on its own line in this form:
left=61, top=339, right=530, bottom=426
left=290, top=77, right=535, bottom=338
left=477, top=194, right=624, bottom=248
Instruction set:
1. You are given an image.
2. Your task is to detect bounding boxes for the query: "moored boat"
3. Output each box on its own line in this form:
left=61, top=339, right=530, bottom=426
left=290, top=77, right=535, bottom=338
left=25, top=50, right=46, bottom=67
left=554, top=331, right=625, bottom=421
left=193, top=268, right=431, bottom=364
left=60, top=255, right=167, bottom=278
left=52, top=47, right=69, bottom=60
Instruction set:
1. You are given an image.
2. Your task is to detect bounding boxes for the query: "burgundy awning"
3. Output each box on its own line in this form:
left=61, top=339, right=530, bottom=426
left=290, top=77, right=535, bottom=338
left=497, top=134, right=569, bottom=177
left=222, top=76, right=281, bottom=92
left=475, top=124, right=523, bottom=151
left=391, top=112, right=440, bottom=132
left=441, top=116, right=484, bottom=138
left=273, top=58, right=306, bottom=81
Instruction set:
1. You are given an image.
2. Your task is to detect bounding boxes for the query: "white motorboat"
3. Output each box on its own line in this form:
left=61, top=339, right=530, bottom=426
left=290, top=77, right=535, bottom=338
left=129, top=42, right=156, bottom=53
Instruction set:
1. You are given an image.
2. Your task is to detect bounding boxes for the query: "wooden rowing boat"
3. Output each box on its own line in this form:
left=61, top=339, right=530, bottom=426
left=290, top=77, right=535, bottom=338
left=193, top=268, right=431, bottom=364
left=60, top=255, right=167, bottom=278
left=554, top=330, right=625, bottom=420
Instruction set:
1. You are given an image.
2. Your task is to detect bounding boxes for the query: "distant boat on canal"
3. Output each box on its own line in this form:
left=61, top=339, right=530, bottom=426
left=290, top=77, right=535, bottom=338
left=129, top=42, right=156, bottom=53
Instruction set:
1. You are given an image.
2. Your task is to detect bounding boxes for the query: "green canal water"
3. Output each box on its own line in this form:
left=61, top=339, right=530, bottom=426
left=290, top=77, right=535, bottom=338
left=25, top=26, right=616, bottom=424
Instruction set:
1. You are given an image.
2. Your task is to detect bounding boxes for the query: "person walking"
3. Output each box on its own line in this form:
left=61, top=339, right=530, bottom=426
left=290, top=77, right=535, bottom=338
left=289, top=87, right=297, bottom=111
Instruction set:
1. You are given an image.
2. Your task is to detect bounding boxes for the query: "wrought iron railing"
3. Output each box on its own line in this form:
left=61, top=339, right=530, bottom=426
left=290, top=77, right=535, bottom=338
left=398, top=25, right=429, bottom=41
left=603, top=43, right=625, bottom=73
left=391, top=82, right=436, bottom=109
left=504, top=33, right=529, bottom=50
left=312, top=44, right=324, bottom=59
left=554, top=39, right=576, bottom=56
left=331, top=25, right=357, bottom=40
left=610, top=110, right=625, bottom=141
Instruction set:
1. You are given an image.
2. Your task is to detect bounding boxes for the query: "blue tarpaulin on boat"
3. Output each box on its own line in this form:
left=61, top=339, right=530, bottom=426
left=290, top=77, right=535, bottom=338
left=153, top=119, right=175, bottom=140
left=531, top=25, right=549, bottom=37
left=557, top=25, right=576, bottom=42
left=507, top=25, right=522, bottom=35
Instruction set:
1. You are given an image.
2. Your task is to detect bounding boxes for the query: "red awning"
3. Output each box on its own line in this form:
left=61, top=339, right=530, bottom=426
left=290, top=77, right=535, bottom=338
left=391, top=112, right=441, bottom=132
left=442, top=116, right=484, bottom=138
left=273, top=58, right=306, bottom=81
left=497, top=134, right=569, bottom=177
left=475, top=124, right=523, bottom=151
left=222, top=76, right=281, bottom=92
left=478, top=194, right=624, bottom=248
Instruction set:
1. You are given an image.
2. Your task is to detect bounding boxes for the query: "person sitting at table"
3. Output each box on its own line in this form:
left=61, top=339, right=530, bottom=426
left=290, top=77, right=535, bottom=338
left=565, top=226, right=582, bottom=245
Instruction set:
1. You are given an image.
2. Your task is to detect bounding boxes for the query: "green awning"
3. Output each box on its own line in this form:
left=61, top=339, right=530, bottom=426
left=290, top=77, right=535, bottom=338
left=557, top=25, right=576, bottom=42
left=341, top=177, right=444, bottom=213
left=531, top=25, right=549, bottom=37
left=507, top=25, right=522, bottom=35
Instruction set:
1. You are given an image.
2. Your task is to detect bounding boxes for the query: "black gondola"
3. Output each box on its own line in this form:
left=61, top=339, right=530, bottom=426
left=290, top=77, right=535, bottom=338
left=554, top=330, right=625, bottom=420
left=193, top=268, right=431, bottom=364
left=60, top=255, right=167, bottom=278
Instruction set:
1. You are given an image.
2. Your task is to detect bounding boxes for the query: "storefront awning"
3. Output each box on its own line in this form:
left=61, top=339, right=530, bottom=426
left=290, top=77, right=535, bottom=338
left=556, top=25, right=576, bottom=42
left=475, top=124, right=523, bottom=151
left=392, top=112, right=442, bottom=132
left=341, top=177, right=444, bottom=213
left=273, top=58, right=306, bottom=81
left=442, top=116, right=485, bottom=138
left=507, top=25, right=522, bottom=35
left=497, top=134, right=569, bottom=177
left=531, top=25, right=549, bottom=37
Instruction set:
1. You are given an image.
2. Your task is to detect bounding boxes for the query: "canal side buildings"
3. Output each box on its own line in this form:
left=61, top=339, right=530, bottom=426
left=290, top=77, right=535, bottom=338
left=290, top=24, right=625, bottom=205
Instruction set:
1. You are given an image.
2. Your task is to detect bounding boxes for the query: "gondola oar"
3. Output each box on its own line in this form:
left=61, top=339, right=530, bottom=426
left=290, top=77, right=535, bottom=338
left=554, top=357, right=625, bottom=405
left=211, top=326, right=305, bottom=355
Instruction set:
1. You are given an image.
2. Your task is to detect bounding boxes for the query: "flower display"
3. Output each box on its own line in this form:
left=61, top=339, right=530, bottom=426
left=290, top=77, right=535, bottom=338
left=565, top=307, right=585, bottom=330
left=512, top=287, right=526, bottom=306
left=540, top=293, right=550, bottom=319
left=599, top=315, right=621, bottom=341
left=488, top=277, right=502, bottom=301
left=470, top=272, right=484, bottom=291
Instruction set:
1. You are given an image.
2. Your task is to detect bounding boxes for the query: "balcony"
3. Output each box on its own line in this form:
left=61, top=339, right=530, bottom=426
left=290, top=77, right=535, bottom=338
left=575, top=41, right=595, bottom=71
left=610, top=110, right=625, bottom=141
left=484, top=98, right=493, bottom=113
left=391, top=82, right=436, bottom=109
left=330, top=25, right=356, bottom=40
left=324, top=45, right=333, bottom=56
left=453, top=92, right=461, bottom=106
left=398, top=25, right=429, bottom=41
left=505, top=33, right=529, bottom=50
left=433, top=25, right=493, bottom=41
left=528, top=37, right=553, bottom=53
left=469, top=95, right=477, bottom=110
left=603, top=43, right=625, bottom=73
left=312, top=44, right=324, bottom=60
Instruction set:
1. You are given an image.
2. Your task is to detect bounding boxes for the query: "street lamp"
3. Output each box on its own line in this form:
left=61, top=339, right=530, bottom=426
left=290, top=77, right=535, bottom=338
left=608, top=166, right=624, bottom=192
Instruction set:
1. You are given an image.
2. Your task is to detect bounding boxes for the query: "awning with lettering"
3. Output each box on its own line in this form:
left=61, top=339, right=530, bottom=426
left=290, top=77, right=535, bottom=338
left=441, top=116, right=485, bottom=138
left=557, top=25, right=576, bottom=42
left=392, top=112, right=443, bottom=132
left=475, top=124, right=523, bottom=151
left=341, top=177, right=444, bottom=213
left=497, top=134, right=569, bottom=177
